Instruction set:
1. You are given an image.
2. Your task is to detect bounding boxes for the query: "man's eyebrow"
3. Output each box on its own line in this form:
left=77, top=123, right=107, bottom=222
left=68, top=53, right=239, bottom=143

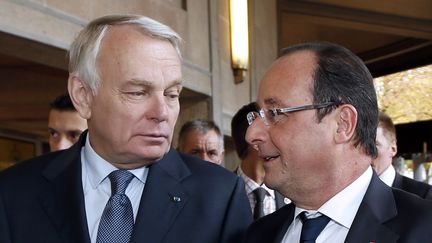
left=126, top=79, right=183, bottom=88
left=263, top=97, right=281, bottom=106
left=126, top=79, right=153, bottom=87
left=166, top=80, right=183, bottom=88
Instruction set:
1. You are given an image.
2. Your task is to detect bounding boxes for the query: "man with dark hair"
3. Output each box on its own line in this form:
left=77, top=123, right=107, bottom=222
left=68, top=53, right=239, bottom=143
left=177, top=119, right=225, bottom=165
left=373, top=111, right=432, bottom=199
left=0, top=15, right=252, bottom=243
left=48, top=93, right=87, bottom=151
left=244, top=41, right=432, bottom=243
left=231, top=102, right=289, bottom=219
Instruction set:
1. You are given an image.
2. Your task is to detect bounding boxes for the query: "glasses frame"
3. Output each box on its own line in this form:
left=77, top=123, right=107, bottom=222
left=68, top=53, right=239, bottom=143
left=247, top=102, right=337, bottom=126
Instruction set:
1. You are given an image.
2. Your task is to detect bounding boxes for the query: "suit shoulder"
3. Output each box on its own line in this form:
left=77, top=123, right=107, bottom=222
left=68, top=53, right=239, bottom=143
left=398, top=175, right=432, bottom=199
left=392, top=187, right=432, bottom=214
left=0, top=152, right=61, bottom=186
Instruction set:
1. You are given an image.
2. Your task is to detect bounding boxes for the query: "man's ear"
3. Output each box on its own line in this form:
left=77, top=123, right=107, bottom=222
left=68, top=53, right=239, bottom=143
left=68, top=73, right=92, bottom=119
left=334, top=104, right=357, bottom=144
left=390, top=140, right=398, bottom=157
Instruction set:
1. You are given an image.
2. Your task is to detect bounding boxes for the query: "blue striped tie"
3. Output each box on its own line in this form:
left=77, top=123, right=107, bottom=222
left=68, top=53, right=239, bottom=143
left=299, top=212, right=330, bottom=243
left=96, top=170, right=135, bottom=243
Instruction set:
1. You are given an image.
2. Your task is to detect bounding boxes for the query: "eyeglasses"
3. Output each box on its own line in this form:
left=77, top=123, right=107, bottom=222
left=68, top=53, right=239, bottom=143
left=247, top=102, right=337, bottom=126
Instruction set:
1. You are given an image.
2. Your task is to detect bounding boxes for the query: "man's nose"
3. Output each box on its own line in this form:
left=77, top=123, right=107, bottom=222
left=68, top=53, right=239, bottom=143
left=57, top=137, right=74, bottom=151
left=148, top=93, right=169, bottom=122
left=246, top=118, right=267, bottom=147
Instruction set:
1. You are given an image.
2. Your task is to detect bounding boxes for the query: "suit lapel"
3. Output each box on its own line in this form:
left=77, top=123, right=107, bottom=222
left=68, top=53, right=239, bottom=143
left=274, top=204, right=295, bottom=242
left=345, top=173, right=399, bottom=243
left=131, top=149, right=190, bottom=243
left=38, top=133, right=90, bottom=243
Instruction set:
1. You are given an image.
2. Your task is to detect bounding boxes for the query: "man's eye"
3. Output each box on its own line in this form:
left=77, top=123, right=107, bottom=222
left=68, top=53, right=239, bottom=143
left=191, top=150, right=200, bottom=155
left=269, top=109, right=279, bottom=117
left=209, top=151, right=218, bottom=156
left=49, top=130, right=59, bottom=138
left=165, top=90, right=180, bottom=99
left=128, top=91, right=146, bottom=96
left=69, top=131, right=82, bottom=139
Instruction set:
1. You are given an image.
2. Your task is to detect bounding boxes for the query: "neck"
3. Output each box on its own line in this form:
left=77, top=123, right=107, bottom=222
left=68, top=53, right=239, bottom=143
left=289, top=155, right=371, bottom=210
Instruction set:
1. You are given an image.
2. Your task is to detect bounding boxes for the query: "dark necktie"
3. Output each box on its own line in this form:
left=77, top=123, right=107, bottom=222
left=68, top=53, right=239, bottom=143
left=96, top=170, right=135, bottom=243
left=299, top=212, right=330, bottom=243
left=253, top=187, right=267, bottom=219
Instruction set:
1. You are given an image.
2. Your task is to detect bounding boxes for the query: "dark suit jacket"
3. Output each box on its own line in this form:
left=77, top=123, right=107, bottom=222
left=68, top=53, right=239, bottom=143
left=0, top=133, right=252, bottom=243
left=243, top=172, right=432, bottom=243
left=392, top=172, right=432, bottom=200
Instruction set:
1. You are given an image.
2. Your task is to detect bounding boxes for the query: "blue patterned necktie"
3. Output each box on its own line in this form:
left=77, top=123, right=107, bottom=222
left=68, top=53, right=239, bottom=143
left=96, top=170, right=135, bottom=243
left=299, top=212, right=330, bottom=243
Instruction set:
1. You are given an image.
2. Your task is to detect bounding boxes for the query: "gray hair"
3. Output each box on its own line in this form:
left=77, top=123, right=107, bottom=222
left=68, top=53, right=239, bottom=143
left=68, top=14, right=182, bottom=94
left=178, top=119, right=225, bottom=150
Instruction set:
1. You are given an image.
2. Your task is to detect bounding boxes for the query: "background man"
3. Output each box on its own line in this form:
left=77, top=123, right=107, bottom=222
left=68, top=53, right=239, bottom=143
left=373, top=111, right=432, bottom=199
left=0, top=14, right=252, bottom=243
left=177, top=119, right=224, bottom=165
left=244, top=41, right=432, bottom=243
left=48, top=93, right=87, bottom=151
left=231, top=102, right=289, bottom=219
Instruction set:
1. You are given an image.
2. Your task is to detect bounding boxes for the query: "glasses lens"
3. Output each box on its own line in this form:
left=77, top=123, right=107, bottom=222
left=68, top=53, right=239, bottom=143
left=264, top=109, right=278, bottom=124
left=247, top=112, right=257, bottom=125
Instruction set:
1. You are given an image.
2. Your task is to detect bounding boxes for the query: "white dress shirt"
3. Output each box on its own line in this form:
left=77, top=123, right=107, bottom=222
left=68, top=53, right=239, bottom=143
left=81, top=134, right=149, bottom=243
left=237, top=166, right=277, bottom=215
left=378, top=165, right=396, bottom=187
left=281, top=167, right=373, bottom=243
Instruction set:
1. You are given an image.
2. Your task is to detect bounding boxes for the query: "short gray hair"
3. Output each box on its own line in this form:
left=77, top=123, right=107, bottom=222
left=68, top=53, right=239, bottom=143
left=178, top=119, right=225, bottom=150
left=68, top=14, right=182, bottom=94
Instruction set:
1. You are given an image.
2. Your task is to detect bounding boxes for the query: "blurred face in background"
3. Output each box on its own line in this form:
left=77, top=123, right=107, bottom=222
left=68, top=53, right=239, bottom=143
left=178, top=129, right=224, bottom=164
left=372, top=126, right=397, bottom=175
left=48, top=110, right=87, bottom=151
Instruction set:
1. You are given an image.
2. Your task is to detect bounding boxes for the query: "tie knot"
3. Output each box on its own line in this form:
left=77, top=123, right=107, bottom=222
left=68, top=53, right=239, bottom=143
left=253, top=187, right=267, bottom=202
left=299, top=212, right=331, bottom=242
left=108, top=170, right=134, bottom=195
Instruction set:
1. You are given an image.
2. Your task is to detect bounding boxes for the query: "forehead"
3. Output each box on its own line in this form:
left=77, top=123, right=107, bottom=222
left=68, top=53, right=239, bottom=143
left=258, top=50, right=316, bottom=107
left=184, top=129, right=220, bottom=146
left=97, top=25, right=182, bottom=86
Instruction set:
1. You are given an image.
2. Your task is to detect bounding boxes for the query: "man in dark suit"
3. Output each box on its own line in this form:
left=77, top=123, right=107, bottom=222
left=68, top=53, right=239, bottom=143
left=0, top=14, right=252, bottom=243
left=244, top=42, right=432, bottom=243
left=373, top=111, right=432, bottom=199
left=231, top=102, right=289, bottom=220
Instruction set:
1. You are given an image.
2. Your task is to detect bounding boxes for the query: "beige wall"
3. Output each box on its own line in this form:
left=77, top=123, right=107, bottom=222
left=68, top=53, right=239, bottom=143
left=0, top=0, right=277, bottom=169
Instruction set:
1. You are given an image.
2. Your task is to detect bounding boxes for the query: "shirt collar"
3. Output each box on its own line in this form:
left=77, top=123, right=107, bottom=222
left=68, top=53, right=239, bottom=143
left=237, top=166, right=275, bottom=198
left=83, top=133, right=148, bottom=189
left=378, top=165, right=396, bottom=187
left=294, top=166, right=373, bottom=229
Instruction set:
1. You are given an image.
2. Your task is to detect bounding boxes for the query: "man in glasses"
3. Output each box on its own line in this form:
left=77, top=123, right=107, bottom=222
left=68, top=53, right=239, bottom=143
left=231, top=102, right=290, bottom=220
left=243, top=42, right=432, bottom=243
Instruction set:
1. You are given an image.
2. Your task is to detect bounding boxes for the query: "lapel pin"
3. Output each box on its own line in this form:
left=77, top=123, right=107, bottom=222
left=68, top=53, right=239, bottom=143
left=172, top=196, right=181, bottom=202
